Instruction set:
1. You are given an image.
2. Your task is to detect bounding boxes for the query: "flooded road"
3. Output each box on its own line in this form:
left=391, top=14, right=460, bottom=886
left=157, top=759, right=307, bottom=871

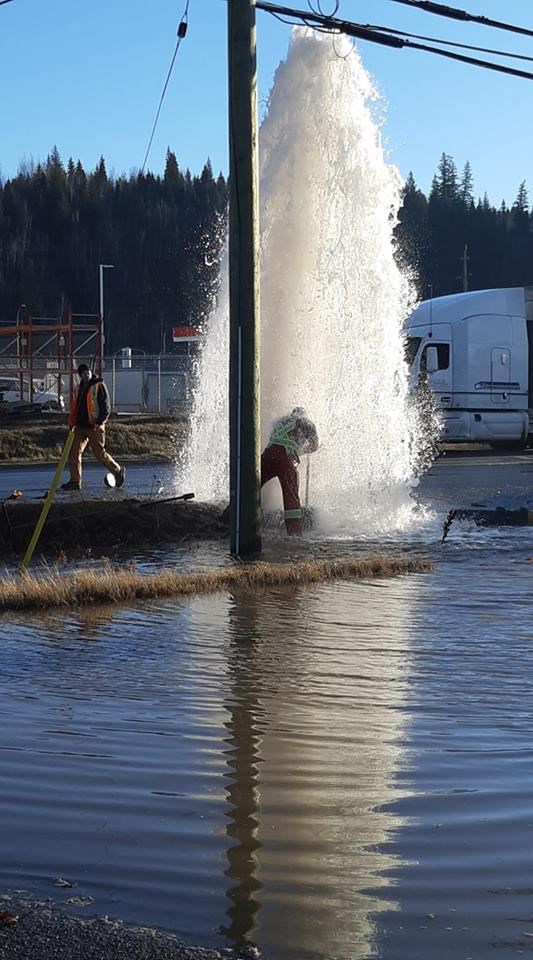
left=1, top=455, right=533, bottom=959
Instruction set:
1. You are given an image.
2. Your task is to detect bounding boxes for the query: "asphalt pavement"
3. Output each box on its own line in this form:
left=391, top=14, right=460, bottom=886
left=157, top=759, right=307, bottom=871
left=416, top=448, right=533, bottom=512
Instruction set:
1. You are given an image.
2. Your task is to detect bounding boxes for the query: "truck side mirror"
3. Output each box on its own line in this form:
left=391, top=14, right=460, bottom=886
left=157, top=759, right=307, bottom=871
left=425, top=345, right=439, bottom=375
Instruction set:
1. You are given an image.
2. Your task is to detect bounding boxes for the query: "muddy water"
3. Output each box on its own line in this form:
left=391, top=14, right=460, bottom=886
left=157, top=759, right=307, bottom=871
left=1, top=523, right=533, bottom=959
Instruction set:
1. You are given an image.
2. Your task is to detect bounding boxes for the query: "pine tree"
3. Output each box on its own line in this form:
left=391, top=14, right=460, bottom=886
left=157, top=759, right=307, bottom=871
left=434, top=153, right=459, bottom=203
left=459, top=161, right=474, bottom=206
left=394, top=172, right=429, bottom=294
left=513, top=180, right=529, bottom=214
left=163, top=149, right=181, bottom=185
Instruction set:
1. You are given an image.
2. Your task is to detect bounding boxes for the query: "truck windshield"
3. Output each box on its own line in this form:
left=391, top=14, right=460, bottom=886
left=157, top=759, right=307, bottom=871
left=404, top=336, right=421, bottom=367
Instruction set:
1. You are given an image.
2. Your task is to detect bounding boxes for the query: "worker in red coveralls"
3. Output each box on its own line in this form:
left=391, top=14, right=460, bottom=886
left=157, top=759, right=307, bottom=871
left=261, top=407, right=319, bottom=535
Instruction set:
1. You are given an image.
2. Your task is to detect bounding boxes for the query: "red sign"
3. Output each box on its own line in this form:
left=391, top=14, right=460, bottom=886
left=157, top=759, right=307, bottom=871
left=172, top=325, right=201, bottom=341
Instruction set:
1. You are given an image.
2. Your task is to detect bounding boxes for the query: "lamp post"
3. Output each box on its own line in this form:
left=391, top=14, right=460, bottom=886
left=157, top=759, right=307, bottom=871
left=98, top=264, right=114, bottom=374
left=16, top=304, right=27, bottom=399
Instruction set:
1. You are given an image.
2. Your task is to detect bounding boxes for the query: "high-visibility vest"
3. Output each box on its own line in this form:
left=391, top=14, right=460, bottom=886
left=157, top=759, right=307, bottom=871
left=68, top=382, right=101, bottom=428
left=267, top=418, right=300, bottom=456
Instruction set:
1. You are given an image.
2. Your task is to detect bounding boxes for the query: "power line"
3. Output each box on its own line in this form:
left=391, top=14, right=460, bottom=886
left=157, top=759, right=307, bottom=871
left=382, top=0, right=533, bottom=41
left=307, top=0, right=339, bottom=16
left=0, top=1, right=15, bottom=6
left=364, top=23, right=533, bottom=64
left=141, top=1, right=190, bottom=175
left=270, top=10, right=305, bottom=25
left=256, top=1, right=533, bottom=81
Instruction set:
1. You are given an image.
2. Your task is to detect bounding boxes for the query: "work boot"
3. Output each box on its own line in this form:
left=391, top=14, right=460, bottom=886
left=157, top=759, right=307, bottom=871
left=61, top=480, right=81, bottom=491
left=115, top=466, right=126, bottom=488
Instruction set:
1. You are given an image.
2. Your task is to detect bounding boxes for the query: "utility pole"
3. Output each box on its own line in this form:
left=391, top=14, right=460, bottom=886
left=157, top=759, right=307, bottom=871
left=228, top=0, right=262, bottom=556
left=461, top=244, right=469, bottom=292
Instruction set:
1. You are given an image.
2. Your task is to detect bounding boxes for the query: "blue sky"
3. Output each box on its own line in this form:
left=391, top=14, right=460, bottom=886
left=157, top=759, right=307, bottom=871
left=1, top=0, right=532, bottom=204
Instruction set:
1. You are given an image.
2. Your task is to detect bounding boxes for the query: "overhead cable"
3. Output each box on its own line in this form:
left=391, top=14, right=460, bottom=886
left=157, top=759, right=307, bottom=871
left=307, top=0, right=339, bottom=15
left=364, top=23, right=533, bottom=64
left=256, top=1, right=533, bottom=81
left=382, top=0, right=533, bottom=40
left=141, top=1, right=190, bottom=175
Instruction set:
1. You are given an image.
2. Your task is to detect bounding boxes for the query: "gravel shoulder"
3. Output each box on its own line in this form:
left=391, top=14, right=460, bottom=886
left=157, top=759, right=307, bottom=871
left=0, top=893, right=257, bottom=960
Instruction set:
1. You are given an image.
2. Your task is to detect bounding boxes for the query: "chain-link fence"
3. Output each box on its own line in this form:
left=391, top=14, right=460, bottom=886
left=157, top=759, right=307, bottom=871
left=105, top=354, right=193, bottom=414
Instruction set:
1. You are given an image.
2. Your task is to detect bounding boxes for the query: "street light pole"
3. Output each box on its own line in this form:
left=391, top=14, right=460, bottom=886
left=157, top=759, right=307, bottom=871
left=98, top=264, right=114, bottom=374
left=16, top=303, right=27, bottom=400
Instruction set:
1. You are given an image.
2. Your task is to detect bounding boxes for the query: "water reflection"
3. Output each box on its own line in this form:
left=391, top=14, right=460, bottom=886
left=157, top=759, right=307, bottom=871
left=219, top=578, right=419, bottom=960
left=0, top=572, right=424, bottom=960
left=222, top=595, right=265, bottom=946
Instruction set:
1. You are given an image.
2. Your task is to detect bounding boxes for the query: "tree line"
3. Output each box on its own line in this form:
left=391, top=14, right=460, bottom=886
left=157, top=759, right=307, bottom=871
left=0, top=147, right=228, bottom=353
left=1, top=147, right=531, bottom=352
left=395, top=153, right=533, bottom=299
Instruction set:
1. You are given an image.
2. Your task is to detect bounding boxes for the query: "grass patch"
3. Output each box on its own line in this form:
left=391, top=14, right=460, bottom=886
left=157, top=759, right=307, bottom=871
left=0, top=414, right=188, bottom=463
left=1, top=555, right=433, bottom=612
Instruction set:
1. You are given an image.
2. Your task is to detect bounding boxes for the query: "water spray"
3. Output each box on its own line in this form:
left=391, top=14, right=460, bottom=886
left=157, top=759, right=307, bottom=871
left=183, top=30, right=425, bottom=535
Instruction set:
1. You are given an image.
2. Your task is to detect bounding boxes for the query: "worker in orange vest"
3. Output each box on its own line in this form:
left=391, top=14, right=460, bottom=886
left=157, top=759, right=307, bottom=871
left=61, top=363, right=125, bottom=491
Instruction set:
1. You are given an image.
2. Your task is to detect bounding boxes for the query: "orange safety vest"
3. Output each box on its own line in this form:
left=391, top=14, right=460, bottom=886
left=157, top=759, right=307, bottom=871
left=68, top=382, right=101, bottom=428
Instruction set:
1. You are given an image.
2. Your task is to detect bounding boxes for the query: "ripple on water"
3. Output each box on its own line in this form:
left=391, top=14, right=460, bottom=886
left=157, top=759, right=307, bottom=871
left=0, top=536, right=532, bottom=959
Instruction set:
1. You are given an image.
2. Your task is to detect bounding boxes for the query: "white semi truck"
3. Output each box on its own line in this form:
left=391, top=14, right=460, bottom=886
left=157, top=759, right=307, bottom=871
left=404, top=286, right=533, bottom=447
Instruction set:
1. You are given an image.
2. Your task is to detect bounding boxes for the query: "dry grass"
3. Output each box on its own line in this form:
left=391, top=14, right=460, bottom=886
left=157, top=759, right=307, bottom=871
left=0, top=414, right=187, bottom=463
left=0, top=555, right=432, bottom=612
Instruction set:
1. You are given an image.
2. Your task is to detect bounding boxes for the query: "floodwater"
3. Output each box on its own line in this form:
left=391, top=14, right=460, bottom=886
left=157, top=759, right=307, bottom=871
left=1, top=478, right=533, bottom=958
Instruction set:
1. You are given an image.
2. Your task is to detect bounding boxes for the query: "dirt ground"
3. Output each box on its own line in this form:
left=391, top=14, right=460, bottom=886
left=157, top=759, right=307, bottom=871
left=0, top=414, right=188, bottom=463
left=0, top=498, right=227, bottom=559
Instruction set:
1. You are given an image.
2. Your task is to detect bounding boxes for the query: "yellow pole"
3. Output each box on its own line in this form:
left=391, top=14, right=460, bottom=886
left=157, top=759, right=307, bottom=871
left=20, top=429, right=75, bottom=571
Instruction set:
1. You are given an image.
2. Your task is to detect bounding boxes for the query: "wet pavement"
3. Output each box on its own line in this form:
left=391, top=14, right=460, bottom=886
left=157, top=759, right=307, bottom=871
left=416, top=448, right=533, bottom=510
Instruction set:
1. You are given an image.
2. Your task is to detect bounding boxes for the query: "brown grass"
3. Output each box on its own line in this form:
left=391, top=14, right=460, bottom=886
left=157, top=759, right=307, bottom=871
left=0, top=414, right=188, bottom=463
left=1, top=555, right=432, bottom=612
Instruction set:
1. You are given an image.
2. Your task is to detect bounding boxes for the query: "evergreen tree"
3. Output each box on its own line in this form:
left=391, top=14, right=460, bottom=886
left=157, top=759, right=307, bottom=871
left=0, top=147, right=228, bottom=349
left=507, top=181, right=532, bottom=286
left=459, top=161, right=474, bottom=206
left=394, top=172, right=429, bottom=295
left=433, top=153, right=459, bottom=203
left=513, top=180, right=529, bottom=214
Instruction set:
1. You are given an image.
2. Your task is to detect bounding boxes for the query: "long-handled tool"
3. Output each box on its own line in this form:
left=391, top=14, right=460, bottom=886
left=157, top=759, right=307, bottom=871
left=138, top=492, right=195, bottom=507
left=21, top=429, right=75, bottom=571
left=303, top=454, right=314, bottom=531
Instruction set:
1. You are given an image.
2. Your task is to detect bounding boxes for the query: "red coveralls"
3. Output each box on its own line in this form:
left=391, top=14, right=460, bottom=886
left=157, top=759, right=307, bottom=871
left=261, top=413, right=318, bottom=535
left=261, top=444, right=302, bottom=534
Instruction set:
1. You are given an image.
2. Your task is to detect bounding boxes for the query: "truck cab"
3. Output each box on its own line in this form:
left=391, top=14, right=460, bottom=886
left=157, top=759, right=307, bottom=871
left=404, top=287, right=530, bottom=445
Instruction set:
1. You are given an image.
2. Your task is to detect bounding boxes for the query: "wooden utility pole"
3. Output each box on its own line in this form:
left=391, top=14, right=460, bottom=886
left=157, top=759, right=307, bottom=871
left=228, top=0, right=262, bottom=556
